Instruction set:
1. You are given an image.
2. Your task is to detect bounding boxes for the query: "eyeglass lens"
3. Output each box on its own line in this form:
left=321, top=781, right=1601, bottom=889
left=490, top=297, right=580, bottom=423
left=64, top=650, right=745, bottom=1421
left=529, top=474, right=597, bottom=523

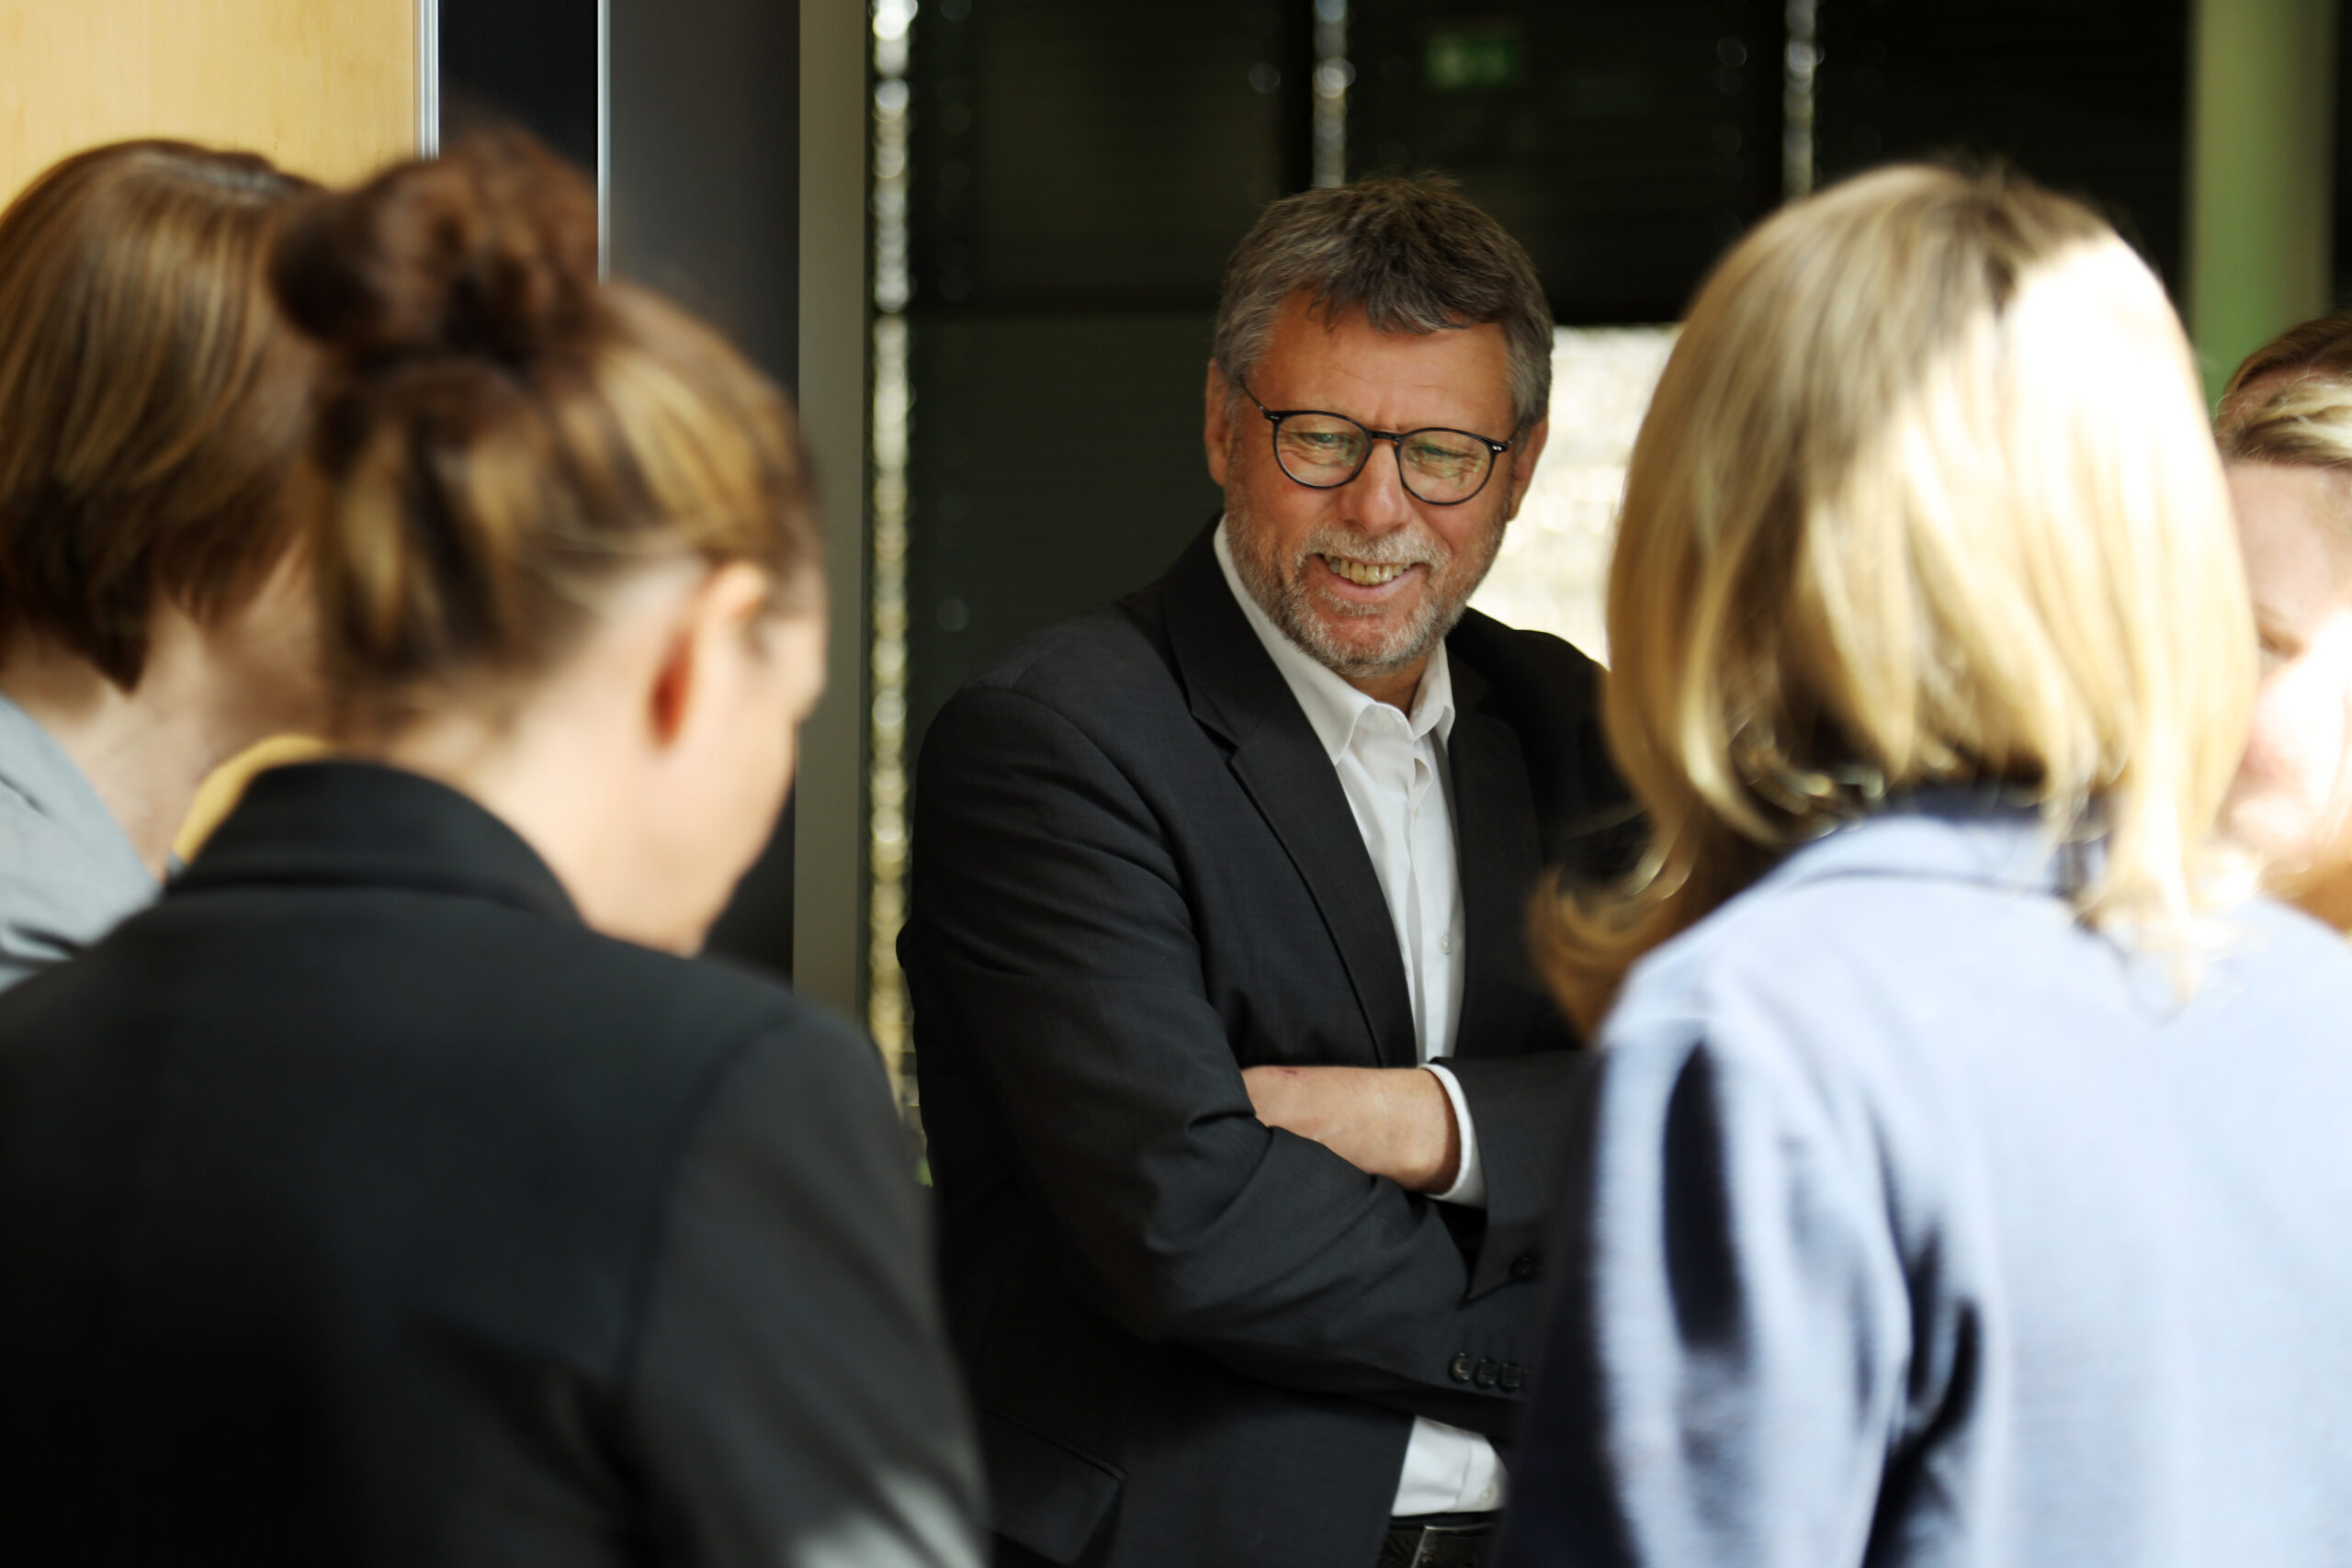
left=1272, top=412, right=1495, bottom=504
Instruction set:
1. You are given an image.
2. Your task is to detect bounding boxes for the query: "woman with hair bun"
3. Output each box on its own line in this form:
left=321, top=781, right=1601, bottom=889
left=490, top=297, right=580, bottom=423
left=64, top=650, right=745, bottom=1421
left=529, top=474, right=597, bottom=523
left=0, top=136, right=983, bottom=1568
left=1494, top=166, right=2352, bottom=1566
left=0, top=141, right=324, bottom=987
left=2212, top=310, right=2352, bottom=927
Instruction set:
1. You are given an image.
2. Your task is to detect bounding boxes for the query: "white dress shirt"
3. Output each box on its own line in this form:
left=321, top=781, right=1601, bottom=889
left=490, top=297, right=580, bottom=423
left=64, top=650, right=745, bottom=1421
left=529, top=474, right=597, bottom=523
left=1214, top=523, right=1507, bottom=1517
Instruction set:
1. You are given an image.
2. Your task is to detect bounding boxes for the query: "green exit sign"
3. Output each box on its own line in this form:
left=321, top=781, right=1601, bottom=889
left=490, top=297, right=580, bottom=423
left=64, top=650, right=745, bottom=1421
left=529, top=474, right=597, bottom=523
left=1426, top=23, right=1525, bottom=91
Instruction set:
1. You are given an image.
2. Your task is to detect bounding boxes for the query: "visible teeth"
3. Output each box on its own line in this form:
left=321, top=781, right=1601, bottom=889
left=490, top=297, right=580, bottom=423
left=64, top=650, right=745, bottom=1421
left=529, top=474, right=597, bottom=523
left=1325, top=556, right=1408, bottom=587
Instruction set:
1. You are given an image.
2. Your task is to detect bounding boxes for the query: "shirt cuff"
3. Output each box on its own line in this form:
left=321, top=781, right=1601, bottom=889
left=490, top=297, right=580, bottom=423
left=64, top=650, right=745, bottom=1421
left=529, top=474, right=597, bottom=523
left=1422, top=1062, right=1486, bottom=1207
left=1393, top=1416, right=1509, bottom=1516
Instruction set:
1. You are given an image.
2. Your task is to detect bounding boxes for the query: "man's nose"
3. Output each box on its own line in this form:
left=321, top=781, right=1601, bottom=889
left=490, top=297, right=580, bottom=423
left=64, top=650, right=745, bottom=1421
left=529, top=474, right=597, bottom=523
left=1345, top=440, right=1416, bottom=531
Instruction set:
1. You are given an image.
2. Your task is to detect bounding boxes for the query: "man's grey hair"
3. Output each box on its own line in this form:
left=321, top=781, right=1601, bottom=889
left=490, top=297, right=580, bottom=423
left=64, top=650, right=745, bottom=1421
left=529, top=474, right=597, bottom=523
left=1211, top=175, right=1554, bottom=437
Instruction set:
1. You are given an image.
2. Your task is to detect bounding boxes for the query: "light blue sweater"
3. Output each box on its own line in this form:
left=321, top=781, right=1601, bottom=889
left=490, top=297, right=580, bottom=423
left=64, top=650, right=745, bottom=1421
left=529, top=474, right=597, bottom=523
left=0, top=694, right=154, bottom=990
left=1500, top=798, right=2352, bottom=1568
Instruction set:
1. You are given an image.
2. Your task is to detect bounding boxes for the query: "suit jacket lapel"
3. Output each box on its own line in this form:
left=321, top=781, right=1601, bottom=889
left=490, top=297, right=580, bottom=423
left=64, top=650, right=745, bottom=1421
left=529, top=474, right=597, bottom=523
left=1444, top=664, right=1546, bottom=1063
left=1227, top=730, right=1419, bottom=1069
left=1158, top=527, right=1418, bottom=1069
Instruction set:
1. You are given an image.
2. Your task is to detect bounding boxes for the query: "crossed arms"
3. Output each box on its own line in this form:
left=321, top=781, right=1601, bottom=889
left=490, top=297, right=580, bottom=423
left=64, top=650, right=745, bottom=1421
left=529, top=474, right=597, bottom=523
left=908, top=682, right=1542, bottom=1436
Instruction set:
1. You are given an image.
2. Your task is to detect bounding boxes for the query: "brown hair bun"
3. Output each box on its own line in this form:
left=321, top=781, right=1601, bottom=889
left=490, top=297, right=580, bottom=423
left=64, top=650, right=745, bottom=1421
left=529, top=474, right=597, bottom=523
left=271, top=130, right=598, bottom=367
left=269, top=130, right=817, bottom=726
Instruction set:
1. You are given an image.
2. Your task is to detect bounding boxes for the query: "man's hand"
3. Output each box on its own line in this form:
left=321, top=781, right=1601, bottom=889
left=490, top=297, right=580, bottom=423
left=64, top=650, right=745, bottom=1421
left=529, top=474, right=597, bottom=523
left=1240, top=1065, right=1462, bottom=1193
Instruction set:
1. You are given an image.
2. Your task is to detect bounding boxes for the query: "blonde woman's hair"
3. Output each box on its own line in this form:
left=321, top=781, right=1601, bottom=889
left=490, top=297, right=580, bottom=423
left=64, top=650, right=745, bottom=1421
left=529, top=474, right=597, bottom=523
left=2214, top=310, right=2352, bottom=479
left=1536, top=164, right=2254, bottom=1035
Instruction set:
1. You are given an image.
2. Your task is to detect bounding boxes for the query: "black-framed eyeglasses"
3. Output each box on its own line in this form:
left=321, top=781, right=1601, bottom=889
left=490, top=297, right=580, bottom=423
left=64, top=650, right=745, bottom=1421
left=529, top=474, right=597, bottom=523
left=1246, top=386, right=1512, bottom=506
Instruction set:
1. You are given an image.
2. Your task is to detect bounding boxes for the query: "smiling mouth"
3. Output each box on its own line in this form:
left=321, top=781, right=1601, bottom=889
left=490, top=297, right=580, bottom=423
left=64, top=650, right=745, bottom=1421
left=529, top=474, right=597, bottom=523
left=1321, top=554, right=1414, bottom=588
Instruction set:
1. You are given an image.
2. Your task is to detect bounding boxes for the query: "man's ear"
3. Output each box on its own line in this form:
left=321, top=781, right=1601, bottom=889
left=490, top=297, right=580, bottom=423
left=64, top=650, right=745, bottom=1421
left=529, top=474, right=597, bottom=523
left=1502, top=415, right=1550, bottom=522
left=1204, top=363, right=1234, bottom=487
left=648, top=562, right=773, bottom=750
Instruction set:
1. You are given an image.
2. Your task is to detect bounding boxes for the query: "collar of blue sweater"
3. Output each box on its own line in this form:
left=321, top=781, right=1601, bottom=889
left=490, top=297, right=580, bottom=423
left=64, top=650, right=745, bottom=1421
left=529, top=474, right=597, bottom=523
left=1756, top=790, right=2098, bottom=901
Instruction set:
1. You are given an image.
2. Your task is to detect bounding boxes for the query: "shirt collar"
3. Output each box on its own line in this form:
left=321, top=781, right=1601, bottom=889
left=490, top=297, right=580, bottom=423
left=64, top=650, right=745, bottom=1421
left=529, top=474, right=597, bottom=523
left=1755, top=789, right=2085, bottom=899
left=1213, top=516, right=1457, bottom=761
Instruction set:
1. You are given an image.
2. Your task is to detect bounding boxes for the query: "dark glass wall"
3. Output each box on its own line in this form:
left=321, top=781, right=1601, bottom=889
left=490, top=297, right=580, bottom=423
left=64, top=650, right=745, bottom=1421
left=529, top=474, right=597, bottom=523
left=609, top=0, right=801, bottom=380
left=439, top=0, right=805, bottom=979
left=2336, top=0, right=2352, bottom=309
left=1815, top=0, right=2190, bottom=290
left=608, top=0, right=802, bottom=977
left=901, top=2, right=1306, bottom=747
left=1348, top=0, right=1784, bottom=322
left=898, top=0, right=2196, bottom=780
left=439, top=0, right=599, bottom=169
left=911, top=1, right=1310, bottom=309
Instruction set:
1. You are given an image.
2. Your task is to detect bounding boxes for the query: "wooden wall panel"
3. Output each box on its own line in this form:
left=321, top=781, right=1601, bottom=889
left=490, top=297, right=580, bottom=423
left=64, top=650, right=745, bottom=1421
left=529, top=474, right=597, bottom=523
left=0, top=0, right=416, bottom=204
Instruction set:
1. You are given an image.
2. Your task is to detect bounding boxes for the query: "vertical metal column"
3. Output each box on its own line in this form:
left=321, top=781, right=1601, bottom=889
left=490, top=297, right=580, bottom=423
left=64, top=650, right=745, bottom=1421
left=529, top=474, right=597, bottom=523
left=1311, top=0, right=1349, bottom=187
left=867, top=0, right=914, bottom=1090
left=2188, top=0, right=2338, bottom=402
left=595, top=0, right=608, bottom=272
left=797, top=0, right=875, bottom=1030
left=1782, top=0, right=1817, bottom=201
left=418, top=0, right=441, bottom=154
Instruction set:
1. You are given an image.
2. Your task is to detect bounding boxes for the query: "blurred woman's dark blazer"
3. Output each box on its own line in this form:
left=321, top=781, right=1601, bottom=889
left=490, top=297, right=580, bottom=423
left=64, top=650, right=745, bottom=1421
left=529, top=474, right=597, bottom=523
left=0, top=760, right=984, bottom=1568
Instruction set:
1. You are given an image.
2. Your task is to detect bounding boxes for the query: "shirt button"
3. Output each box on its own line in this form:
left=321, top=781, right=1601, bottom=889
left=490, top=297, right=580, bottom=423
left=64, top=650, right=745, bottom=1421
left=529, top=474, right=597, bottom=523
left=1438, top=932, right=1454, bottom=954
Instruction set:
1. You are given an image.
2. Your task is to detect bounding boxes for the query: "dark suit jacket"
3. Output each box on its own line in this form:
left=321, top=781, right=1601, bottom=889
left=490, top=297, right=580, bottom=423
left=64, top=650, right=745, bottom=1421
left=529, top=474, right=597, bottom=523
left=902, top=527, right=1631, bottom=1568
left=0, top=761, right=985, bottom=1568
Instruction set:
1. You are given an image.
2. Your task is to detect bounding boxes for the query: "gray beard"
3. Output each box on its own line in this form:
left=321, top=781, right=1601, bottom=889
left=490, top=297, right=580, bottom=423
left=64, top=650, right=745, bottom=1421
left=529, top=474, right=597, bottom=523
left=1225, top=495, right=1498, bottom=682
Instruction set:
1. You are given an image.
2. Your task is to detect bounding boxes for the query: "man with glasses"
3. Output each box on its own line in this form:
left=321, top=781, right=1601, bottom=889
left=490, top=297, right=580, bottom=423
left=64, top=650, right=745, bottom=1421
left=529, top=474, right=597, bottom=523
left=904, top=176, right=1631, bottom=1568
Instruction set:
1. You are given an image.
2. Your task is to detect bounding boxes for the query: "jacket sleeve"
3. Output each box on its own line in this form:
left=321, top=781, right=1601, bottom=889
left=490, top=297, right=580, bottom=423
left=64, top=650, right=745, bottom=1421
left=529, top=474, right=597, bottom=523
left=906, top=682, right=1540, bottom=1438
left=1492, top=1010, right=1916, bottom=1568
left=1442, top=1049, right=1592, bottom=1293
left=628, top=1015, right=988, bottom=1568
